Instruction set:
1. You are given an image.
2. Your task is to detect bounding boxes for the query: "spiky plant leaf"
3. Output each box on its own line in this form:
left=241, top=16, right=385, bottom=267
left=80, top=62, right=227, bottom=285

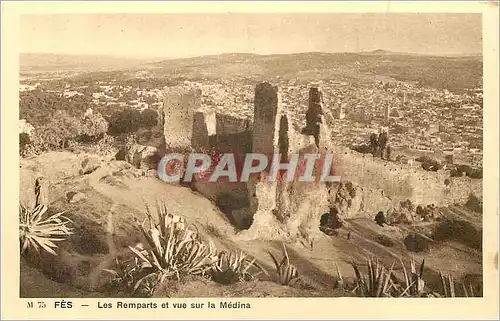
left=267, top=244, right=299, bottom=286
left=19, top=203, right=72, bottom=256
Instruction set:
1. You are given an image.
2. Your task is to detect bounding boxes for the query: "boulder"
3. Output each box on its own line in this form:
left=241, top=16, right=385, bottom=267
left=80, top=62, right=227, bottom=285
left=404, top=233, right=430, bottom=252
left=374, top=211, right=386, bottom=226
left=67, top=192, right=87, bottom=203
left=386, top=199, right=416, bottom=224
left=320, top=207, right=343, bottom=229
left=20, top=173, right=50, bottom=208
left=145, top=169, right=158, bottom=178
left=332, top=181, right=364, bottom=219
left=123, top=143, right=160, bottom=170
left=375, top=234, right=395, bottom=247
left=432, top=218, right=482, bottom=250
left=80, top=157, right=101, bottom=175
left=465, top=193, right=483, bottom=213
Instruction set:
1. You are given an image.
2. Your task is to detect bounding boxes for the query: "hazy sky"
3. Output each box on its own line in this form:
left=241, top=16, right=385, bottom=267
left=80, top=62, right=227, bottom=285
left=20, top=13, right=482, bottom=58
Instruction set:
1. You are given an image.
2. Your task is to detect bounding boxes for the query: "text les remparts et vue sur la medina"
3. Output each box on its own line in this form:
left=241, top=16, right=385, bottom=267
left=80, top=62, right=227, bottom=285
left=97, top=301, right=251, bottom=309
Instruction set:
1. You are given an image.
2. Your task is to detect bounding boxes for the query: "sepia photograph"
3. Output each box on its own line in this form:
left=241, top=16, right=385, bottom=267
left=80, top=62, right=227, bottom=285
left=17, top=11, right=486, bottom=299
left=2, top=2, right=498, bottom=319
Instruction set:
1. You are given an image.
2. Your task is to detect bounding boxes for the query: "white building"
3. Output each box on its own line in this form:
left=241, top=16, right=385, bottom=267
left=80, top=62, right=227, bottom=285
left=19, top=119, right=35, bottom=137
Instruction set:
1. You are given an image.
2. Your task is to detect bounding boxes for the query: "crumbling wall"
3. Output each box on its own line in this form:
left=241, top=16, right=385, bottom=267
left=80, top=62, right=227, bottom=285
left=179, top=82, right=482, bottom=242
left=331, top=146, right=482, bottom=208
left=216, top=113, right=250, bottom=136
left=240, top=82, right=285, bottom=239
left=301, top=87, right=332, bottom=149
left=163, top=86, right=202, bottom=151
left=215, top=113, right=252, bottom=154
left=252, top=82, right=282, bottom=156
left=191, top=110, right=216, bottom=151
left=240, top=175, right=288, bottom=240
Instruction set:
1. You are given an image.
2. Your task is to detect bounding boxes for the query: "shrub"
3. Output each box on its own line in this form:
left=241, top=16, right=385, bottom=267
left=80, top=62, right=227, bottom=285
left=404, top=233, right=430, bottom=252
left=19, top=133, right=31, bottom=155
left=108, top=108, right=142, bottom=135
left=352, top=144, right=372, bottom=154
left=432, top=218, right=482, bottom=250
left=211, top=250, right=268, bottom=285
left=399, top=257, right=426, bottom=297
left=468, top=167, right=483, bottom=179
left=19, top=203, right=73, bottom=256
left=439, top=271, right=456, bottom=297
left=80, top=112, right=109, bottom=141
left=19, top=89, right=92, bottom=126
left=30, top=111, right=83, bottom=151
left=385, top=145, right=392, bottom=160
left=375, top=234, right=394, bottom=247
left=350, top=257, right=394, bottom=297
left=438, top=271, right=478, bottom=297
left=465, top=193, right=482, bottom=213
left=374, top=211, right=386, bottom=226
left=449, top=164, right=482, bottom=179
left=268, top=243, right=299, bottom=286
left=140, top=109, right=159, bottom=129
left=19, top=133, right=31, bottom=148
left=416, top=155, right=443, bottom=171
left=103, top=258, right=136, bottom=292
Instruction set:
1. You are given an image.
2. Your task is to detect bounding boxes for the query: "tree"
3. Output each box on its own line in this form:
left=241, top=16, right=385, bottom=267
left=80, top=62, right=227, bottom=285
left=140, top=109, right=159, bottom=129
left=19, top=133, right=31, bottom=155
left=108, top=108, right=142, bottom=135
left=386, top=145, right=392, bottom=160
left=369, top=133, right=379, bottom=155
left=378, top=131, right=388, bottom=152
left=30, top=111, right=82, bottom=151
left=81, top=112, right=109, bottom=141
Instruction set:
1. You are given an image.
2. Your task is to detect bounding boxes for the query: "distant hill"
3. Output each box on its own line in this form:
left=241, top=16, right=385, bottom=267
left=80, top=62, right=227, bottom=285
left=150, top=51, right=482, bottom=92
left=20, top=51, right=483, bottom=92
left=20, top=53, right=159, bottom=73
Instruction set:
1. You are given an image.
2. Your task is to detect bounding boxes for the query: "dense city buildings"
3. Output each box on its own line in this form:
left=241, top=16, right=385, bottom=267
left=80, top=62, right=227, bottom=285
left=19, top=75, right=483, bottom=166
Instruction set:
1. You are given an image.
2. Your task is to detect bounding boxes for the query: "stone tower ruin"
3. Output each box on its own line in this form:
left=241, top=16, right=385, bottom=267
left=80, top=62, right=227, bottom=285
left=252, top=82, right=282, bottom=156
left=162, top=86, right=202, bottom=151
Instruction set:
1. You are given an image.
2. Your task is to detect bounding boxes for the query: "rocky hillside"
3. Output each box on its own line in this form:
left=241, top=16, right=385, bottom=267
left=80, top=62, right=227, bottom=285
left=19, top=151, right=483, bottom=298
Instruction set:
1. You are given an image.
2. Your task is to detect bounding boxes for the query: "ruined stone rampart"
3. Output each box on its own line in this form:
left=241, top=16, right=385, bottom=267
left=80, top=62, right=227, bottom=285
left=162, top=81, right=482, bottom=241
left=191, top=111, right=216, bottom=151
left=331, top=146, right=482, bottom=208
left=252, top=83, right=282, bottom=155
left=163, top=86, right=202, bottom=151
left=216, top=113, right=250, bottom=136
left=214, top=113, right=252, bottom=154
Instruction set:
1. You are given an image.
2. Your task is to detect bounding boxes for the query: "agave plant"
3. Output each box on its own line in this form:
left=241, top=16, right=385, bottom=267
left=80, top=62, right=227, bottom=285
left=399, top=257, right=426, bottom=297
left=19, top=203, right=73, bottom=256
left=438, top=271, right=477, bottom=297
left=103, top=258, right=137, bottom=290
left=211, top=250, right=268, bottom=285
left=268, top=243, right=299, bottom=286
left=128, top=201, right=218, bottom=293
left=461, top=281, right=476, bottom=297
left=439, top=271, right=456, bottom=297
left=350, top=257, right=395, bottom=297
left=333, top=262, right=346, bottom=290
